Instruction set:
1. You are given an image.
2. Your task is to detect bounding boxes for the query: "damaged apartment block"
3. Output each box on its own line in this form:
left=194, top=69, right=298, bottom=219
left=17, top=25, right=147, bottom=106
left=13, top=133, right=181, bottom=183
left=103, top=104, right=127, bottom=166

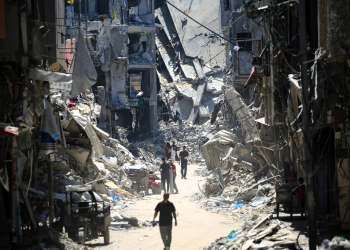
left=65, top=0, right=158, bottom=139
left=155, top=0, right=262, bottom=130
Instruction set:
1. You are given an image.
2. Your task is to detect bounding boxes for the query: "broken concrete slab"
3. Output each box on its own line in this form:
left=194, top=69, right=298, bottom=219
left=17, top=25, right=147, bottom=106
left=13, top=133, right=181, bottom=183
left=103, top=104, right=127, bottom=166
left=166, top=0, right=227, bottom=70
left=181, top=62, right=197, bottom=80
left=155, top=6, right=175, bottom=43
left=188, top=107, right=199, bottom=124
left=223, top=85, right=260, bottom=141
left=193, top=80, right=206, bottom=107
left=193, top=58, right=205, bottom=80
left=206, top=74, right=225, bottom=94
left=156, top=5, right=197, bottom=80
left=174, top=83, right=196, bottom=101
left=155, top=35, right=178, bottom=82
left=201, top=130, right=239, bottom=171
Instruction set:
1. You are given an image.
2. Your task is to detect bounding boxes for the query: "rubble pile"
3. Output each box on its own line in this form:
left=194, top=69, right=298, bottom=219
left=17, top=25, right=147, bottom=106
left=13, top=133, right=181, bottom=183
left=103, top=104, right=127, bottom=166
left=320, top=237, right=350, bottom=250
left=16, top=86, right=172, bottom=248
left=203, top=215, right=299, bottom=250
left=192, top=175, right=280, bottom=221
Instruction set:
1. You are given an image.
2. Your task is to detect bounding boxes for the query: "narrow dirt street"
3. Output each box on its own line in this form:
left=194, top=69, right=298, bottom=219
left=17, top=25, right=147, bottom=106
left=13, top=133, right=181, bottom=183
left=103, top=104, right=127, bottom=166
left=86, top=164, right=243, bottom=250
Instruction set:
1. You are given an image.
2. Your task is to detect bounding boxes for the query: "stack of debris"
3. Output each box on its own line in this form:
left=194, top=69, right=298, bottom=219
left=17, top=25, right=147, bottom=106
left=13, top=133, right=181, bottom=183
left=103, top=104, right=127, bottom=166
left=17, top=85, right=170, bottom=248
left=203, top=215, right=302, bottom=250
left=192, top=173, right=281, bottom=221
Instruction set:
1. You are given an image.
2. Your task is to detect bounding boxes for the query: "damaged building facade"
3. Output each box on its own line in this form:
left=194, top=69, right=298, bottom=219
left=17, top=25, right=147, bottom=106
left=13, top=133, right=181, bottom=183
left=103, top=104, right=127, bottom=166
left=0, top=0, right=163, bottom=248
left=195, top=0, right=350, bottom=249
left=64, top=0, right=158, bottom=138
left=155, top=0, right=350, bottom=248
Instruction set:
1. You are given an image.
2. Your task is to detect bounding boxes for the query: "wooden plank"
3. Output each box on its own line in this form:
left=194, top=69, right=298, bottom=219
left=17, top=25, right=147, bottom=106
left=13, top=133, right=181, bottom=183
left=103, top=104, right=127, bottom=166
left=251, top=214, right=273, bottom=231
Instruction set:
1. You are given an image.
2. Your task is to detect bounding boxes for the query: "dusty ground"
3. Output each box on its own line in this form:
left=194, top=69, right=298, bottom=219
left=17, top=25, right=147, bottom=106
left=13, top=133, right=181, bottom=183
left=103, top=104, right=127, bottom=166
left=86, top=164, right=243, bottom=250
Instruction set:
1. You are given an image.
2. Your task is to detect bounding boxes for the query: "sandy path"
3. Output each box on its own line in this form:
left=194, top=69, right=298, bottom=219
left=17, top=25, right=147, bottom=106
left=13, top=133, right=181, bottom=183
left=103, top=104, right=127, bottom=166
left=86, top=165, right=243, bottom=250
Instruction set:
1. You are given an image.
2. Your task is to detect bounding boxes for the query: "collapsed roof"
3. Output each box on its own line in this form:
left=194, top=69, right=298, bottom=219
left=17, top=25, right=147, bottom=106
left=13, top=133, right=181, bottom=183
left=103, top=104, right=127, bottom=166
left=155, top=0, right=229, bottom=124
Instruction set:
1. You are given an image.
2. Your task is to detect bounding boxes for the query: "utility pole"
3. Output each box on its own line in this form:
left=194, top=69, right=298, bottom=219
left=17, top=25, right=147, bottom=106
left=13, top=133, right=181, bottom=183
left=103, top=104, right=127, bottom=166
left=48, top=159, right=54, bottom=227
left=299, top=1, right=316, bottom=250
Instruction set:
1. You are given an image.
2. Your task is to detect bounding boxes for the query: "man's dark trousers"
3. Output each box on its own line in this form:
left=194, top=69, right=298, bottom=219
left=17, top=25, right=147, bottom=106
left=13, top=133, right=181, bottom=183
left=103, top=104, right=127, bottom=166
left=159, top=224, right=172, bottom=248
left=162, top=177, right=170, bottom=193
left=181, top=161, right=187, bottom=178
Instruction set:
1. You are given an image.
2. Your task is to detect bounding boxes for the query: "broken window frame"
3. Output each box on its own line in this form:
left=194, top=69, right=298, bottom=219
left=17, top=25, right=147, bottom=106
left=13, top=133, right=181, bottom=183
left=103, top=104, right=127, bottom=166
left=236, top=32, right=253, bottom=51
left=237, top=39, right=261, bottom=75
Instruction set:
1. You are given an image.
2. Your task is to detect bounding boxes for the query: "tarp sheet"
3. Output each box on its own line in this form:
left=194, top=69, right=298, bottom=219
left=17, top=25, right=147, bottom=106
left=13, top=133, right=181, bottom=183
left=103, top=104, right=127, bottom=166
left=71, top=32, right=97, bottom=96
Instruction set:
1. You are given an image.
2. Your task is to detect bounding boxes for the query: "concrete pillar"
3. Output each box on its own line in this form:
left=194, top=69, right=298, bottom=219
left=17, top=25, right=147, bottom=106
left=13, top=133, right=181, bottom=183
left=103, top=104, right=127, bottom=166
left=105, top=71, right=113, bottom=136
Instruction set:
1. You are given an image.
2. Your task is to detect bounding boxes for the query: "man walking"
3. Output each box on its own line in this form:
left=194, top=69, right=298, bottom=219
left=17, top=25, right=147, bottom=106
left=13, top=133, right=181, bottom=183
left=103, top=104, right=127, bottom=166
left=153, top=193, right=177, bottom=250
left=179, top=146, right=189, bottom=179
left=159, top=157, right=170, bottom=193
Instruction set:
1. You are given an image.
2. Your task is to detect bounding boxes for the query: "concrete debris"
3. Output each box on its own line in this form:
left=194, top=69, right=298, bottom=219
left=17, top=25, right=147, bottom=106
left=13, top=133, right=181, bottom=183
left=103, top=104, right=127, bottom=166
left=223, top=85, right=273, bottom=169
left=156, top=0, right=229, bottom=125
left=321, top=237, right=350, bottom=250
left=3, top=1, right=328, bottom=249
left=203, top=215, right=299, bottom=250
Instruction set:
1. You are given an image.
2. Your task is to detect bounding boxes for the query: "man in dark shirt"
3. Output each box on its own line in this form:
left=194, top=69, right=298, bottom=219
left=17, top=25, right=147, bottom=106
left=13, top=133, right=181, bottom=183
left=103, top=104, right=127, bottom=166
left=179, top=146, right=189, bottom=179
left=159, top=157, right=170, bottom=193
left=153, top=193, right=177, bottom=250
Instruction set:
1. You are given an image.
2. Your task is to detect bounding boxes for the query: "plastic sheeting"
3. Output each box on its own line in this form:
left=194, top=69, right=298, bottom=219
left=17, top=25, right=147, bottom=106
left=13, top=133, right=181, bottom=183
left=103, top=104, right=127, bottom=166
left=71, top=32, right=97, bottom=96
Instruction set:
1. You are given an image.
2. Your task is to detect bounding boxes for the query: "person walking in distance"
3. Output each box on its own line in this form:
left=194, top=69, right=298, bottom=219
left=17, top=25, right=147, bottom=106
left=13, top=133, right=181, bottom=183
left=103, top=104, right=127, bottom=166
left=160, top=157, right=170, bottom=193
left=153, top=193, right=177, bottom=250
left=168, top=158, right=179, bottom=194
left=179, top=146, right=189, bottom=179
left=171, top=141, right=178, bottom=161
left=165, top=142, right=171, bottom=160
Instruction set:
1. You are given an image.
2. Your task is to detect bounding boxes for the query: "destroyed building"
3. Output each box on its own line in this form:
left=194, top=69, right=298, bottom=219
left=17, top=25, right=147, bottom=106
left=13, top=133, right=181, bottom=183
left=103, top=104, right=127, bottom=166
left=193, top=0, right=350, bottom=249
left=2, top=0, right=350, bottom=249
left=0, top=0, right=164, bottom=248
left=155, top=0, right=261, bottom=127
left=62, top=0, right=159, bottom=138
